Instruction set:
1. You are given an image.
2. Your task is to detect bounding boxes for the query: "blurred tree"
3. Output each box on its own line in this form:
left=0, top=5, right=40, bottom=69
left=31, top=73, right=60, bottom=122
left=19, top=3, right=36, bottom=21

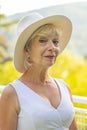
left=0, top=34, right=12, bottom=64
left=0, top=14, right=18, bottom=64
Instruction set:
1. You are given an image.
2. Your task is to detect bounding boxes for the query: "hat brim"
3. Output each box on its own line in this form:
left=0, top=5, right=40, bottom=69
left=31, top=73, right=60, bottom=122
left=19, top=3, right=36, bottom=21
left=14, top=15, right=72, bottom=73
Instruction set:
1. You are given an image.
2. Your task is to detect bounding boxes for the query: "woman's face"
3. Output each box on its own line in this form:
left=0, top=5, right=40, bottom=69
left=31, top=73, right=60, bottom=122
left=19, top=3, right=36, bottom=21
left=28, top=31, right=60, bottom=68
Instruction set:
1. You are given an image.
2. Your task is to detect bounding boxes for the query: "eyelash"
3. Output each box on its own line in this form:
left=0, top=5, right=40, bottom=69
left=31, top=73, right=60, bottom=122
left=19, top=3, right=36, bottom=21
left=39, top=39, right=59, bottom=46
left=53, top=40, right=59, bottom=46
left=39, top=39, right=47, bottom=43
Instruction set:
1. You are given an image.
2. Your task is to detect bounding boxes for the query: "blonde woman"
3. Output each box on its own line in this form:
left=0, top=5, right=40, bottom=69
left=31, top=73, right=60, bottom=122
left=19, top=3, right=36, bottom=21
left=0, top=12, right=78, bottom=130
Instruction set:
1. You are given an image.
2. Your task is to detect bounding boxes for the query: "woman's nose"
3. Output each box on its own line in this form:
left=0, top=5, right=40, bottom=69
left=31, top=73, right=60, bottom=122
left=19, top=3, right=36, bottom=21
left=48, top=41, right=55, bottom=50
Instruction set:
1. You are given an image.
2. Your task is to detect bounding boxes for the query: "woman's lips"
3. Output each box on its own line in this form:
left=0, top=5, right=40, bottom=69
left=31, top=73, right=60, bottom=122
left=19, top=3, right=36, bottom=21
left=45, top=55, right=55, bottom=59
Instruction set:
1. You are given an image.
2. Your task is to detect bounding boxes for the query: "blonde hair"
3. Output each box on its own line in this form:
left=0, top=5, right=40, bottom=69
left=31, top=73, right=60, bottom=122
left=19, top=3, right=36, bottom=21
left=24, top=24, right=61, bottom=51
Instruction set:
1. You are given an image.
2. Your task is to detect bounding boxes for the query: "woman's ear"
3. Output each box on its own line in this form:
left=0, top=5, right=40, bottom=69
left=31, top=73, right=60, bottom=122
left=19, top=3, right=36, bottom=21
left=24, top=49, right=30, bottom=56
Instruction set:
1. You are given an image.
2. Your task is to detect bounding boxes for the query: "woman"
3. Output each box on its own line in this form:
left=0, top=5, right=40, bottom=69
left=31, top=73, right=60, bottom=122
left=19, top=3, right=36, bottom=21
left=0, top=12, right=78, bottom=130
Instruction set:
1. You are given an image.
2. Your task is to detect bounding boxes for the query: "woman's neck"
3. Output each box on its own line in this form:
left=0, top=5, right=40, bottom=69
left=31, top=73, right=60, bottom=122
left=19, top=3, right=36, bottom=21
left=21, top=65, right=51, bottom=84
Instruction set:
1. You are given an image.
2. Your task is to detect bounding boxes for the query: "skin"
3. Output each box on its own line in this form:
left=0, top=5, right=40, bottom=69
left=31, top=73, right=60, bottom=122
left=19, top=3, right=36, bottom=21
left=0, top=32, right=78, bottom=130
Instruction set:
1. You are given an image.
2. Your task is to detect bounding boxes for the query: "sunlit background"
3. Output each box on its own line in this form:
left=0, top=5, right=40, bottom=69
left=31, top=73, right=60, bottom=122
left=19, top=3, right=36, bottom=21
left=0, top=0, right=87, bottom=96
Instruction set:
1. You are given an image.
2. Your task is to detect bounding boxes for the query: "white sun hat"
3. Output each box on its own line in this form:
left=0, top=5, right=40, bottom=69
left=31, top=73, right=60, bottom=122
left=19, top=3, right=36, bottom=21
left=14, top=12, right=72, bottom=73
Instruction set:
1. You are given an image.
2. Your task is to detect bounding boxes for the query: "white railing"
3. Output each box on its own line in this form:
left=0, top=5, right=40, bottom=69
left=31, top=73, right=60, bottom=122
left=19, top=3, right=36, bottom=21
left=73, top=95, right=87, bottom=105
left=73, top=95, right=87, bottom=130
left=0, top=86, right=87, bottom=129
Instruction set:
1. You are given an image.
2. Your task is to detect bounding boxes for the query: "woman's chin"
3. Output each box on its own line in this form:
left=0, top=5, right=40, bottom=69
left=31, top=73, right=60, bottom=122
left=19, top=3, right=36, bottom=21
left=44, top=61, right=55, bottom=68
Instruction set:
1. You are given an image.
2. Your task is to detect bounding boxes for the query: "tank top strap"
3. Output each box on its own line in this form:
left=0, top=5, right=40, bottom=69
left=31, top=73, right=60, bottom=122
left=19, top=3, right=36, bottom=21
left=53, top=78, right=71, bottom=100
left=10, top=79, right=23, bottom=97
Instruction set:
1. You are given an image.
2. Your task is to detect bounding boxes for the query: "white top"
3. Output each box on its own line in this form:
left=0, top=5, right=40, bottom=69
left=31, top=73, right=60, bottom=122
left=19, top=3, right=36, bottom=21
left=10, top=78, right=75, bottom=130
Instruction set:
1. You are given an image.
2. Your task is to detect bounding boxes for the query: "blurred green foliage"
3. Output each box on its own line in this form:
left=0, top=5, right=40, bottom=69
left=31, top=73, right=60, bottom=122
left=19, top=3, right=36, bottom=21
left=0, top=51, right=87, bottom=96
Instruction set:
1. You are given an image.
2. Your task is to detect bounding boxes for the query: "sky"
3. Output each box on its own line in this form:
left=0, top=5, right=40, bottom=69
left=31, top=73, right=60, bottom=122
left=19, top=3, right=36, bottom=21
left=0, top=0, right=86, bottom=16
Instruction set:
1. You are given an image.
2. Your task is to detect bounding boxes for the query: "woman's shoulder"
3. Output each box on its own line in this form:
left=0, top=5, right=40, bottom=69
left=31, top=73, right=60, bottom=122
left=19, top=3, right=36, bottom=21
left=0, top=83, right=20, bottom=113
left=53, top=78, right=67, bottom=86
left=0, top=79, right=19, bottom=98
left=1, top=84, right=15, bottom=100
left=54, top=78, right=71, bottom=90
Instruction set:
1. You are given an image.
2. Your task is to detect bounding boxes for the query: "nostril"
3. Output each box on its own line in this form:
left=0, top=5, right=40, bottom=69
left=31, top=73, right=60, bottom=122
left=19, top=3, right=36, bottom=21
left=48, top=45, right=55, bottom=51
left=48, top=48, right=55, bottom=52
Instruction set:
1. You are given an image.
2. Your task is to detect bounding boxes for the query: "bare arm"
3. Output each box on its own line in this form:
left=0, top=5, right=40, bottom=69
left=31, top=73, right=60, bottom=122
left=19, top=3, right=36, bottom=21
left=67, top=86, right=78, bottom=130
left=69, top=118, right=78, bottom=130
left=0, top=85, right=20, bottom=130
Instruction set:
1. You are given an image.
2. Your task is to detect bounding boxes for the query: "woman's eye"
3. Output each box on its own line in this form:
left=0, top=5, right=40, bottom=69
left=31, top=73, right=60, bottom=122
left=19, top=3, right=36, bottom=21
left=39, top=39, right=47, bottom=43
left=53, top=40, right=59, bottom=46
